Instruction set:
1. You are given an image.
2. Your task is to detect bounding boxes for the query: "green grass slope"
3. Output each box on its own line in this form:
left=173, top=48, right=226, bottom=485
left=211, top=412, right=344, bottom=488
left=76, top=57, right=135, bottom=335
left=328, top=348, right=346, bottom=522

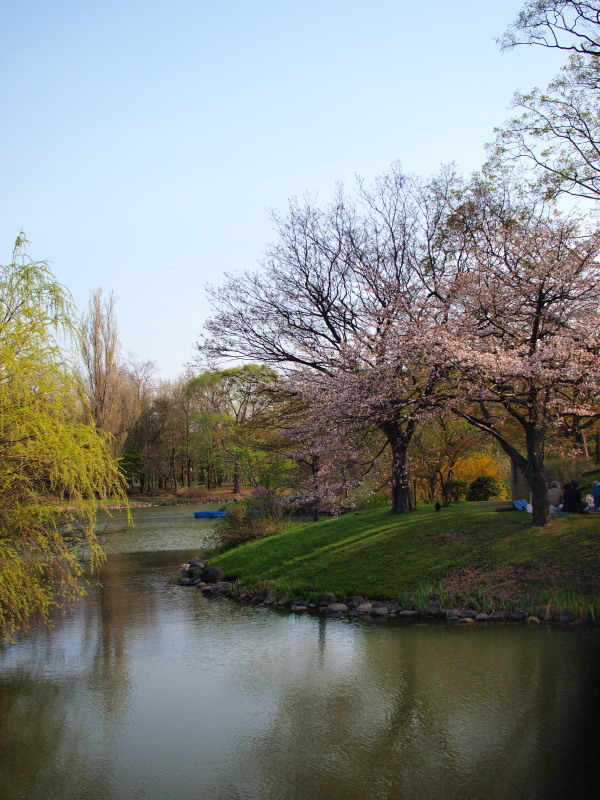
left=209, top=503, right=600, bottom=617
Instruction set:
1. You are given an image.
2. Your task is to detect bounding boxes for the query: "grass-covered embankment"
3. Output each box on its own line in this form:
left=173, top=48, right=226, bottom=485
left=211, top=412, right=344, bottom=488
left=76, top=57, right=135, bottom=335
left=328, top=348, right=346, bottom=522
left=209, top=503, right=600, bottom=620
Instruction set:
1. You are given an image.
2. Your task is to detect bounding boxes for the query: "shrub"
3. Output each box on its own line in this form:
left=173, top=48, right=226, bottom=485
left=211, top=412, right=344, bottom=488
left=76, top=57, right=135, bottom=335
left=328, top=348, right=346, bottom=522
left=443, top=480, right=469, bottom=504
left=353, top=489, right=390, bottom=509
left=467, top=475, right=504, bottom=501
left=215, top=489, right=287, bottom=549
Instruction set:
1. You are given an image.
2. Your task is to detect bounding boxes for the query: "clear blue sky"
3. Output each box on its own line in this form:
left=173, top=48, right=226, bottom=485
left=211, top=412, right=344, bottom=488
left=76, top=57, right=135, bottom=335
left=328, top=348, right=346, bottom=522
left=0, top=0, right=566, bottom=378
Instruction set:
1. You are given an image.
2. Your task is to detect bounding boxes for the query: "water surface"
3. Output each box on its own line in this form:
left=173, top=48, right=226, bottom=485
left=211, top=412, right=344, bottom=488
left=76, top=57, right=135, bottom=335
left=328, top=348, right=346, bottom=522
left=1, top=506, right=598, bottom=799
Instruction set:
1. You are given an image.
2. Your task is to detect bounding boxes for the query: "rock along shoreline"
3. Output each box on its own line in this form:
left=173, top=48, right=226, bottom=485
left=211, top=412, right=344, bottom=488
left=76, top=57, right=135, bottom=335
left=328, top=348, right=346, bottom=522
left=176, top=558, right=580, bottom=626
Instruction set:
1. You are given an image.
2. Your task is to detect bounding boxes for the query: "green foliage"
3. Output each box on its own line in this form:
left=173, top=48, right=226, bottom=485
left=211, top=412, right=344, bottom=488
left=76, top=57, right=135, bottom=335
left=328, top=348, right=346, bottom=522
left=186, top=365, right=283, bottom=493
left=253, top=457, right=297, bottom=492
left=445, top=480, right=469, bottom=503
left=410, top=581, right=435, bottom=614
left=353, top=489, right=391, bottom=510
left=434, top=581, right=455, bottom=610
left=119, top=444, right=142, bottom=487
left=213, top=490, right=287, bottom=549
left=467, top=475, right=504, bottom=501
left=0, top=237, right=127, bottom=638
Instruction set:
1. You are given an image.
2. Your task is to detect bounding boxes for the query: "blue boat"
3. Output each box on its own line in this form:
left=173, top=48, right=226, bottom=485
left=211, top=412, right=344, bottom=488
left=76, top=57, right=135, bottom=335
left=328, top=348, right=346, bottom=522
left=194, top=510, right=226, bottom=519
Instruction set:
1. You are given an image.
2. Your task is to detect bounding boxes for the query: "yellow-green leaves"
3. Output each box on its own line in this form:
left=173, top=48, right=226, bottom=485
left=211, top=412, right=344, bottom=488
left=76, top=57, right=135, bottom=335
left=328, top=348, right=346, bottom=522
left=0, top=244, right=127, bottom=638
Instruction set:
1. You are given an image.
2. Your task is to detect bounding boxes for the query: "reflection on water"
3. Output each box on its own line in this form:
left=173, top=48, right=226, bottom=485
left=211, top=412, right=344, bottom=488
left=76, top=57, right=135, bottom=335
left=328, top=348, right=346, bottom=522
left=0, top=507, right=598, bottom=800
left=95, top=504, right=218, bottom=553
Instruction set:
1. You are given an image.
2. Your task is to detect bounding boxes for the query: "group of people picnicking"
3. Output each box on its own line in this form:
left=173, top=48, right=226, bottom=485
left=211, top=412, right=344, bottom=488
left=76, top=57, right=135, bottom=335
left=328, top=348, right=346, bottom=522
left=547, top=480, right=600, bottom=513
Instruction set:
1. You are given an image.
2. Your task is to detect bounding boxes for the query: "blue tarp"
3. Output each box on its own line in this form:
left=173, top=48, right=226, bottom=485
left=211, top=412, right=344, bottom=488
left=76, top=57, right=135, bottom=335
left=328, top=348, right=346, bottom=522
left=194, top=510, right=226, bottom=518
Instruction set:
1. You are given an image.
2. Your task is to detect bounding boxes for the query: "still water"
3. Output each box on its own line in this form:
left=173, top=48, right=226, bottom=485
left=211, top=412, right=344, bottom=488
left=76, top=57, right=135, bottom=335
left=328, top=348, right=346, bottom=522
left=0, top=507, right=598, bottom=800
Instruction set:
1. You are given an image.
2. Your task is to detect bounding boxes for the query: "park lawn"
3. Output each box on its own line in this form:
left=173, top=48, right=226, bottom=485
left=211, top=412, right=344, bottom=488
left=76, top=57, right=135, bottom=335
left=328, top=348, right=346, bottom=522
left=209, top=502, right=600, bottom=612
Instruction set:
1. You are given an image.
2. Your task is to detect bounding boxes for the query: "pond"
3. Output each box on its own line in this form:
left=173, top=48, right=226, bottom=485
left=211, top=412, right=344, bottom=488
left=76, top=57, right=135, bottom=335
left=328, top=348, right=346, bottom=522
left=0, top=506, right=598, bottom=800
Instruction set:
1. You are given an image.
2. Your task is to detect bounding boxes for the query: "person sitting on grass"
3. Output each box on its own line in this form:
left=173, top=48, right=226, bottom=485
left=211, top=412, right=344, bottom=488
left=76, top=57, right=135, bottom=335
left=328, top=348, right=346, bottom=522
left=547, top=481, right=563, bottom=512
left=593, top=481, right=600, bottom=511
left=562, top=481, right=585, bottom=513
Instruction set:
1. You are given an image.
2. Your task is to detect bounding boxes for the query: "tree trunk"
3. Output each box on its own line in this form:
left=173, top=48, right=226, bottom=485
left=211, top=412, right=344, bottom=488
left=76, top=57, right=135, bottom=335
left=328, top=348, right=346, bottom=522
left=233, top=470, right=242, bottom=494
left=571, top=415, right=590, bottom=457
left=524, top=428, right=549, bottom=527
left=391, top=446, right=413, bottom=512
left=510, top=457, right=528, bottom=501
left=441, top=478, right=451, bottom=506
left=458, top=409, right=549, bottom=525
left=170, top=449, right=178, bottom=491
left=428, top=476, right=437, bottom=503
left=380, top=421, right=415, bottom=514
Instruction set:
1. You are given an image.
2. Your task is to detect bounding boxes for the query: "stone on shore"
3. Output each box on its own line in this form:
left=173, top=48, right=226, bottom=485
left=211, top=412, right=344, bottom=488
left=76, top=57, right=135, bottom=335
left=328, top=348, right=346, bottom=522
left=508, top=608, right=527, bottom=621
left=200, top=566, right=225, bottom=584
left=319, top=592, right=338, bottom=605
left=552, top=608, right=573, bottom=623
left=326, top=603, right=348, bottom=614
left=370, top=606, right=389, bottom=617
left=197, top=581, right=232, bottom=595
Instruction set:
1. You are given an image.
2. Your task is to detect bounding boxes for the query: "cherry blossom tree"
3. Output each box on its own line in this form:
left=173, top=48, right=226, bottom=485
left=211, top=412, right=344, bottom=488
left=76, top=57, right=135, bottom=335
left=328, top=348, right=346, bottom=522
left=432, top=182, right=600, bottom=525
left=200, top=166, right=454, bottom=513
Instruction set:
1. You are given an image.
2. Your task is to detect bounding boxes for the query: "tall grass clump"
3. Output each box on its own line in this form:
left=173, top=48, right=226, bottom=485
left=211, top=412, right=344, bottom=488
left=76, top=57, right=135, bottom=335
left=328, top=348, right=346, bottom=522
left=215, top=489, right=287, bottom=550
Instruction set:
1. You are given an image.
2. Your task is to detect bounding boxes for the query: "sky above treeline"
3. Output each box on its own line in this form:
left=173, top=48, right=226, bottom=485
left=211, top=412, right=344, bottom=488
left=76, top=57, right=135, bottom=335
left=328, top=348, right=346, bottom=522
left=0, top=0, right=567, bottom=378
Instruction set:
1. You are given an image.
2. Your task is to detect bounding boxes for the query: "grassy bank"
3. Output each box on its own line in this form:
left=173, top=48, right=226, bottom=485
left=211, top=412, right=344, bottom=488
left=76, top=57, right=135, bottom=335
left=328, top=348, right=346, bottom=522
left=208, top=502, right=600, bottom=621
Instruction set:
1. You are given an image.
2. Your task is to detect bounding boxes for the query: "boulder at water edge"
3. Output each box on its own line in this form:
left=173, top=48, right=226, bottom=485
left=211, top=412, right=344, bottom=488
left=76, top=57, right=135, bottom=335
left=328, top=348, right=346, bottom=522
left=200, top=566, right=226, bottom=584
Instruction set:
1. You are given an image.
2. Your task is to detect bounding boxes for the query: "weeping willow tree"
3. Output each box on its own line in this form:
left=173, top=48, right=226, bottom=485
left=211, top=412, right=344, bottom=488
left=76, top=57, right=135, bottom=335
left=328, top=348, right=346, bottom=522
left=0, top=234, right=127, bottom=638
